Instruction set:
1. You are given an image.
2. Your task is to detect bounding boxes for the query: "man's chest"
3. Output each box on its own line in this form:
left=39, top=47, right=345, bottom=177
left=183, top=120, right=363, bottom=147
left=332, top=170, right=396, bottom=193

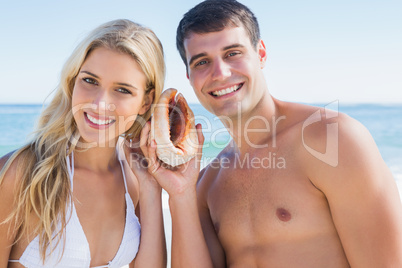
left=206, top=163, right=335, bottom=249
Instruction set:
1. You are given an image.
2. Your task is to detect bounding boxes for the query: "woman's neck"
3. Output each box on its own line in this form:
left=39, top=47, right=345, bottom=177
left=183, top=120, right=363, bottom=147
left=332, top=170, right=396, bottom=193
left=73, top=142, right=120, bottom=173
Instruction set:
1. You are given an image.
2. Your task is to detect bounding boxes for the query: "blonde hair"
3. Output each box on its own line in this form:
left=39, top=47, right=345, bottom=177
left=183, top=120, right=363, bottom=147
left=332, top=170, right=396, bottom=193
left=0, top=19, right=165, bottom=261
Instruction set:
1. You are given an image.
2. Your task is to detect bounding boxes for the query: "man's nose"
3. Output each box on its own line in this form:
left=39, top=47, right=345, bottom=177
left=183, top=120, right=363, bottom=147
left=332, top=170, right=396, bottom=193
left=211, top=59, right=231, bottom=81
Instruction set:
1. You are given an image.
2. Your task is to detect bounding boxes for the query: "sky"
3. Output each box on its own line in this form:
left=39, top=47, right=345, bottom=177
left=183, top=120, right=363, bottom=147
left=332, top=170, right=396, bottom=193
left=0, top=0, right=401, bottom=105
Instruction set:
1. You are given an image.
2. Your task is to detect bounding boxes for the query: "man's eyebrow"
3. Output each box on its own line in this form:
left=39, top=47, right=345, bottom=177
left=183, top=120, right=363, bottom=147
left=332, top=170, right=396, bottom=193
left=189, top=52, right=207, bottom=67
left=223, top=43, right=245, bottom=51
left=188, top=43, right=245, bottom=66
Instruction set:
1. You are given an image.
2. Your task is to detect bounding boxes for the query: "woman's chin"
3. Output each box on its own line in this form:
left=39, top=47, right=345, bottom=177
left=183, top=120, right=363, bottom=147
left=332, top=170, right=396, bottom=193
left=75, top=134, right=119, bottom=149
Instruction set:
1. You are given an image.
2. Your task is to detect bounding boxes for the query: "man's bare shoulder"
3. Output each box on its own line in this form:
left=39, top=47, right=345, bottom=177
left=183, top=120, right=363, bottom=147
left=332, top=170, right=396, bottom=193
left=280, top=101, right=361, bottom=148
left=298, top=106, right=372, bottom=159
left=296, top=105, right=392, bottom=189
left=272, top=101, right=336, bottom=140
left=276, top=100, right=386, bottom=185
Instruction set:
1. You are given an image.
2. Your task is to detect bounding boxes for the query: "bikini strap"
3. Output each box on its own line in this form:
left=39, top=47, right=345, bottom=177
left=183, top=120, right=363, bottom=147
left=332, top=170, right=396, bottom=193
left=67, top=150, right=125, bottom=193
left=66, top=151, right=74, bottom=190
left=118, top=160, right=129, bottom=194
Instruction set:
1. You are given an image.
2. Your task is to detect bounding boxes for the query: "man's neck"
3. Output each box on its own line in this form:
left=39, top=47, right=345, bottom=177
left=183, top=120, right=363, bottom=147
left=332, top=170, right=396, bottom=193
left=222, top=95, right=283, bottom=155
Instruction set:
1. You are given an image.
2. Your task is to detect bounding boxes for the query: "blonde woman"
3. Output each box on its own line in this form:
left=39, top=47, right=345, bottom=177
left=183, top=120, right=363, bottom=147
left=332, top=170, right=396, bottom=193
left=0, top=19, right=166, bottom=267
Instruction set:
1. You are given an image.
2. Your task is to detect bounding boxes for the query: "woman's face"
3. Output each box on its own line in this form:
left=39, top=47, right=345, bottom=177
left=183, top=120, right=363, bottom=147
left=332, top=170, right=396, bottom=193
left=72, top=47, right=150, bottom=148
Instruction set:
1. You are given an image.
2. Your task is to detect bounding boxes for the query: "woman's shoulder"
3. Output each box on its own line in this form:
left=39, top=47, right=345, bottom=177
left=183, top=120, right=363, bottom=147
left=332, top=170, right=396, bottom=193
left=0, top=151, right=20, bottom=260
left=1, top=150, right=19, bottom=182
left=0, top=150, right=23, bottom=218
left=0, top=149, right=30, bottom=192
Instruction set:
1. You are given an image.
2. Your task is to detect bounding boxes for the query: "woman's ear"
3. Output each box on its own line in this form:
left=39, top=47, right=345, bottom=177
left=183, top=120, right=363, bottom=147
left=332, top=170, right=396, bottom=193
left=139, top=89, right=155, bottom=115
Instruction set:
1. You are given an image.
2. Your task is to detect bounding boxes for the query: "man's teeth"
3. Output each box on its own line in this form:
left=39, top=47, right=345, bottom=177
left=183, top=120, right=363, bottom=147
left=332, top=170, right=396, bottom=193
left=211, top=85, right=240, bottom=97
left=86, top=113, right=114, bottom=125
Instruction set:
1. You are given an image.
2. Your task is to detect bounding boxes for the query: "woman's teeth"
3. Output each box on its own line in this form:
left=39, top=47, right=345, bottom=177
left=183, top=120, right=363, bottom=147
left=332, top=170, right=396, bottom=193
left=86, top=113, right=114, bottom=125
left=211, top=84, right=241, bottom=97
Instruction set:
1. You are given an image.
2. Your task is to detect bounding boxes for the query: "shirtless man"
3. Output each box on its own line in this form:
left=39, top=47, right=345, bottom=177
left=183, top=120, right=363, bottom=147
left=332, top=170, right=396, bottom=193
left=131, top=0, right=402, bottom=267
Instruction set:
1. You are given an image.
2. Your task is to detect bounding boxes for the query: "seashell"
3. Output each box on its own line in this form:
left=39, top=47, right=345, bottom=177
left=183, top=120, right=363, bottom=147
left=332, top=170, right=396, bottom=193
left=150, top=88, right=198, bottom=166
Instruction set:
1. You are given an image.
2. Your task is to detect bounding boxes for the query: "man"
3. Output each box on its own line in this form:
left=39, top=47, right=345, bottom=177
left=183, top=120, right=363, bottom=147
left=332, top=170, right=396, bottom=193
left=130, top=0, right=402, bottom=267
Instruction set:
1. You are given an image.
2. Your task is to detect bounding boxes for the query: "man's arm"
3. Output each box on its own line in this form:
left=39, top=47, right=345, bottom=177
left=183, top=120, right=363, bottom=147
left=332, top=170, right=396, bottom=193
left=169, top=186, right=214, bottom=268
left=197, top=170, right=226, bottom=268
left=168, top=167, right=212, bottom=268
left=129, top=123, right=220, bottom=267
left=305, top=114, right=402, bottom=267
left=169, top=167, right=226, bottom=268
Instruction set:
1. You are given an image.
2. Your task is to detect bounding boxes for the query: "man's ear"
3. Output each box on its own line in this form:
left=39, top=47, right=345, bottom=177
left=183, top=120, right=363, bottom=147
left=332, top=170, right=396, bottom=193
left=139, top=89, right=155, bottom=115
left=258, top=40, right=267, bottom=69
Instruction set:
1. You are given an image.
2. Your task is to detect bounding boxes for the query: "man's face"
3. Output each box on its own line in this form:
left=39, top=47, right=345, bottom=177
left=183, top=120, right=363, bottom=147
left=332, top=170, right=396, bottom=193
left=184, top=26, right=267, bottom=118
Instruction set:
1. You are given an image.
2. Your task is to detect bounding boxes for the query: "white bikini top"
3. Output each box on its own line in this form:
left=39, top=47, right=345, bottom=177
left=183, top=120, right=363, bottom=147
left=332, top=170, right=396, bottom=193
left=9, top=151, right=141, bottom=267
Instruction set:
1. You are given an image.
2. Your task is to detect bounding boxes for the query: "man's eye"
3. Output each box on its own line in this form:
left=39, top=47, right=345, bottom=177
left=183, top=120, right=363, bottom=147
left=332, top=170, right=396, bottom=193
left=116, top=88, right=132, bottom=94
left=195, top=60, right=208, bottom=67
left=228, top=52, right=240, bottom=57
left=83, top=77, right=97, bottom=85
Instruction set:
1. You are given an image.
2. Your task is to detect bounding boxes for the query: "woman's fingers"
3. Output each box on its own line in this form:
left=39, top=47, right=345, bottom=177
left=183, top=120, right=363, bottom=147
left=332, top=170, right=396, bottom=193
left=196, top=123, right=204, bottom=154
left=178, top=123, right=204, bottom=175
left=194, top=123, right=204, bottom=170
left=147, top=139, right=161, bottom=175
left=139, top=121, right=151, bottom=158
left=129, top=122, right=204, bottom=192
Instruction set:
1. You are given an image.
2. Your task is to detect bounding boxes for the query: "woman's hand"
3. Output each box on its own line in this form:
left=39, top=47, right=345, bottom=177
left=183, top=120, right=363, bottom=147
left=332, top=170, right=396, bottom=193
left=123, top=125, right=161, bottom=192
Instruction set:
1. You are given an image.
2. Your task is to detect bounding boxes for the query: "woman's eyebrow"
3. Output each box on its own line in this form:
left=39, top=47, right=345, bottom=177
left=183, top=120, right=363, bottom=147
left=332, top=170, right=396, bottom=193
left=116, top=82, right=139, bottom=90
left=80, top=70, right=99, bottom=78
left=80, top=70, right=139, bottom=90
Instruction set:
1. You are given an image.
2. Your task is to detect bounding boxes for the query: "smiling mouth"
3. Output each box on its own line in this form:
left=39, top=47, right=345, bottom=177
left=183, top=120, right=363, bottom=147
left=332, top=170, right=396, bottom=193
left=85, top=112, right=115, bottom=126
left=210, top=83, right=243, bottom=97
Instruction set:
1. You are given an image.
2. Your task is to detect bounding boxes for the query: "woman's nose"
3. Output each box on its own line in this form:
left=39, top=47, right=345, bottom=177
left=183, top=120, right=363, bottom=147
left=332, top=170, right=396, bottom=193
left=92, top=90, right=113, bottom=112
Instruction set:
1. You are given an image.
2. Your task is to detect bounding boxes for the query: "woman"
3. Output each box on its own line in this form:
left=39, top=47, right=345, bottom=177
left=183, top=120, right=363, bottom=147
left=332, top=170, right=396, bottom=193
left=0, top=19, right=166, bottom=267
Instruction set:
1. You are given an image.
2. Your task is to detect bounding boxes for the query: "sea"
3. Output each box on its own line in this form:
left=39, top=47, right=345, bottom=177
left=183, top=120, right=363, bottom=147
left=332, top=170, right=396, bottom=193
left=1, top=103, right=401, bottom=180
left=1, top=103, right=401, bottom=267
left=1, top=103, right=401, bottom=190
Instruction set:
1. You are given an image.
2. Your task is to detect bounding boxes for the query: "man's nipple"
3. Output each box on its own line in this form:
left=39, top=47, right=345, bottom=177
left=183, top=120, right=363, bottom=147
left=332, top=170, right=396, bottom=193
left=276, top=207, right=292, bottom=222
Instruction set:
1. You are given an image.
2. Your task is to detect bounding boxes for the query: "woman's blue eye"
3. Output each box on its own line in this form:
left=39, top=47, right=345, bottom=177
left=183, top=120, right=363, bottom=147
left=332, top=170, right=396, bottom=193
left=83, top=77, right=97, bottom=85
left=117, top=88, right=132, bottom=94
